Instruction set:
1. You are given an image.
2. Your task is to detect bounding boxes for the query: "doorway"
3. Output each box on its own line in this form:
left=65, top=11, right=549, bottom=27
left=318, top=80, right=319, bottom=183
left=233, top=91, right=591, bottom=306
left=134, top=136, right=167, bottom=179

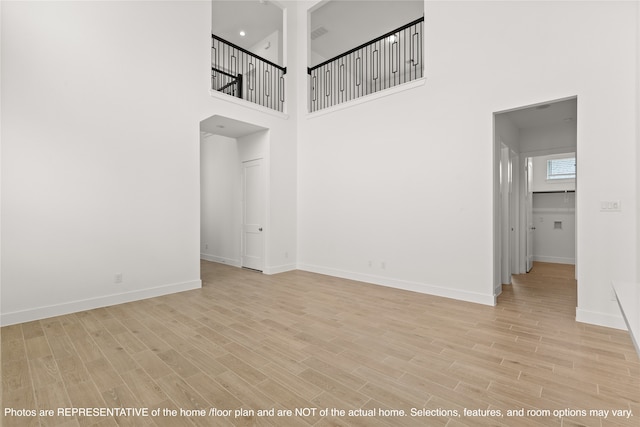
left=200, top=115, right=269, bottom=272
left=494, top=96, right=578, bottom=299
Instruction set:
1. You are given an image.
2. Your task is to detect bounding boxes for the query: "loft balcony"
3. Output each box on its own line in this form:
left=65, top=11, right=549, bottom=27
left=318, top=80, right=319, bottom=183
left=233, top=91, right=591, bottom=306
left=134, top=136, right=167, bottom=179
left=308, top=17, right=424, bottom=112
left=211, top=34, right=287, bottom=113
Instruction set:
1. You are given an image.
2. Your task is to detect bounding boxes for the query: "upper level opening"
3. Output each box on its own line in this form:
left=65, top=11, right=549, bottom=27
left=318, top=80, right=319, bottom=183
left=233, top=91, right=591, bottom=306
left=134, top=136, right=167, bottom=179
left=211, top=1, right=286, bottom=112
left=308, top=0, right=424, bottom=112
left=212, top=0, right=284, bottom=66
left=309, top=0, right=423, bottom=68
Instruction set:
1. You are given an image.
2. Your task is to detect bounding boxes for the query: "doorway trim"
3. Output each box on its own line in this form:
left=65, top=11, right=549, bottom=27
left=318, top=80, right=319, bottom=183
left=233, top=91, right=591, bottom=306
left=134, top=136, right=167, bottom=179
left=199, top=115, right=270, bottom=273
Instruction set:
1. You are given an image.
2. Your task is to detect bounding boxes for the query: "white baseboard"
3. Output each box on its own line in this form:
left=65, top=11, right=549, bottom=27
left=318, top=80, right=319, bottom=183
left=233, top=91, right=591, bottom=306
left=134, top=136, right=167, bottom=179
left=298, top=263, right=496, bottom=306
left=264, top=264, right=297, bottom=275
left=200, top=254, right=241, bottom=268
left=200, top=258, right=295, bottom=275
left=0, top=280, right=201, bottom=327
left=533, top=255, right=575, bottom=265
left=575, top=307, right=627, bottom=330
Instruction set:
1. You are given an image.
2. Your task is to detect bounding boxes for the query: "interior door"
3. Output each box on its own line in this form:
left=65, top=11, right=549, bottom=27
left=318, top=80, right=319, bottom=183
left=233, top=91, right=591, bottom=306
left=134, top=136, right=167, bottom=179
left=242, top=159, right=264, bottom=271
left=525, top=157, right=534, bottom=272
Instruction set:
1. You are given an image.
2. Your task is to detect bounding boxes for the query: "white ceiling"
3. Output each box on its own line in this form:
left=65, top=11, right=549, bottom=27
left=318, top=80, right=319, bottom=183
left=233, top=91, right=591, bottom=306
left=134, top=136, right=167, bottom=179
left=212, top=1, right=283, bottom=51
left=211, top=0, right=424, bottom=67
left=502, top=98, right=577, bottom=130
left=200, top=115, right=267, bottom=139
left=310, top=1, right=424, bottom=66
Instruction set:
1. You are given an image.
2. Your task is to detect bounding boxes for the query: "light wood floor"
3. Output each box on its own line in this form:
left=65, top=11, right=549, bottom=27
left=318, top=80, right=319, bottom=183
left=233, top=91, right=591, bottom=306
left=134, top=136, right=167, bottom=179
left=2, top=261, right=638, bottom=426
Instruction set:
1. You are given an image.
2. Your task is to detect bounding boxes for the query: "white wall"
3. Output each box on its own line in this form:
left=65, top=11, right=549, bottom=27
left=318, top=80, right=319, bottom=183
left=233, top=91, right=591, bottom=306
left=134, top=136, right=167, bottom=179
left=1, top=0, right=299, bottom=325
left=250, top=30, right=282, bottom=66
left=532, top=192, right=576, bottom=265
left=297, top=1, right=638, bottom=324
left=200, top=134, right=241, bottom=266
left=531, top=153, right=576, bottom=192
left=637, top=0, right=640, bottom=284
left=635, top=0, right=640, bottom=342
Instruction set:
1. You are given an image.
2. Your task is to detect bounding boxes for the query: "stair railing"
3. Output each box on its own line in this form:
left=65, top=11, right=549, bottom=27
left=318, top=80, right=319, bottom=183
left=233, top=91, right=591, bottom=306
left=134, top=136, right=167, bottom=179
left=211, top=35, right=286, bottom=112
left=308, top=17, right=424, bottom=112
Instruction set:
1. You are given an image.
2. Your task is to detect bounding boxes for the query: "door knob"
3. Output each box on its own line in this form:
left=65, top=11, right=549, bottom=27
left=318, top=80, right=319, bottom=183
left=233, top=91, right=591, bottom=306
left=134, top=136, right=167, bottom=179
left=259, top=227, right=263, bottom=231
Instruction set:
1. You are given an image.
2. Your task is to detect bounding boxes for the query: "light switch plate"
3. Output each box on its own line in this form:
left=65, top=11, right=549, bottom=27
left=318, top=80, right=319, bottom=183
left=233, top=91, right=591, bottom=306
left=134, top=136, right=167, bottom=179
left=600, top=200, right=621, bottom=212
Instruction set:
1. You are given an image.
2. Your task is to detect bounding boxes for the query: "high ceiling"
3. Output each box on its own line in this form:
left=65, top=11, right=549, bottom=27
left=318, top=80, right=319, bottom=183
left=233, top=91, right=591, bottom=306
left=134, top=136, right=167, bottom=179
left=212, top=1, right=283, bottom=51
left=211, top=1, right=575, bottom=133
left=211, top=0, right=424, bottom=67
left=310, top=1, right=423, bottom=66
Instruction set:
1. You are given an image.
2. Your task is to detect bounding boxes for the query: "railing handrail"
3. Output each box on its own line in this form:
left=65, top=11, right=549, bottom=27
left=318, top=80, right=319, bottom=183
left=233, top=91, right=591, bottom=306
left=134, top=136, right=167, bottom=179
left=308, top=16, right=424, bottom=74
left=211, top=34, right=286, bottom=74
left=211, top=66, right=237, bottom=80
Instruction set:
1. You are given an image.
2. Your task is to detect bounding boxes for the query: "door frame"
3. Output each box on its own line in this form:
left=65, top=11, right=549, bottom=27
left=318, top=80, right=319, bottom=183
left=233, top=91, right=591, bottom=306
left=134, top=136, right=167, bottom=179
left=493, top=96, right=578, bottom=302
left=199, top=115, right=270, bottom=272
left=492, top=95, right=580, bottom=303
left=520, top=149, right=577, bottom=275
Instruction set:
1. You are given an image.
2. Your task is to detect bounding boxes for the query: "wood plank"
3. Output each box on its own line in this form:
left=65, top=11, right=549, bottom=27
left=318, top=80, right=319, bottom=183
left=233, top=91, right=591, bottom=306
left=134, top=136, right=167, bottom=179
left=29, top=355, right=62, bottom=388
left=1, top=261, right=638, bottom=427
left=119, top=368, right=168, bottom=407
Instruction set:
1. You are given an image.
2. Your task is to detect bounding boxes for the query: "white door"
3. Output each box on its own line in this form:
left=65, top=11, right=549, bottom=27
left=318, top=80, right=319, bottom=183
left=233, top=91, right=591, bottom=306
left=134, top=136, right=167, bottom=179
left=242, top=159, right=264, bottom=271
left=525, top=157, right=534, bottom=272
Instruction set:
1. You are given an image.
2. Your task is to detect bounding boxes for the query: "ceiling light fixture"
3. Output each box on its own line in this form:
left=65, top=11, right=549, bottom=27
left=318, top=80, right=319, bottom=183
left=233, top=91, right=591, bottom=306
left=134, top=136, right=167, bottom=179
left=239, top=30, right=246, bottom=37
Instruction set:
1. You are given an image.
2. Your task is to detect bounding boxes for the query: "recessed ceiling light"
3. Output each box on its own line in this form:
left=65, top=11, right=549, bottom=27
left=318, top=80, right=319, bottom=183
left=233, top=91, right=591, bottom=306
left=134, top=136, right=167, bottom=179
left=216, top=125, right=225, bottom=129
left=239, top=31, right=246, bottom=37
left=535, top=104, right=551, bottom=110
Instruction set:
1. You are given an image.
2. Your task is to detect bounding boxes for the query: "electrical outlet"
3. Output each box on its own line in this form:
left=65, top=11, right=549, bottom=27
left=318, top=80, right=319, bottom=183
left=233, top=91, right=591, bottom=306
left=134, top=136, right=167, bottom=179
left=114, top=273, right=123, bottom=284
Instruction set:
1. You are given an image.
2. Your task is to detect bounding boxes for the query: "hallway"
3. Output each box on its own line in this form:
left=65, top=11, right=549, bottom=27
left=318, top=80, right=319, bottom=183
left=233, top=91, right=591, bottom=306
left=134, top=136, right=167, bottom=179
left=502, top=262, right=578, bottom=321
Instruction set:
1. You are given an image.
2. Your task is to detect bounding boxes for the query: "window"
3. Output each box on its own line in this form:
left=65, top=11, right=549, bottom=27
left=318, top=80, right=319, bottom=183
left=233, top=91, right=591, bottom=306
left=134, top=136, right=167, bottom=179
left=546, top=157, right=576, bottom=180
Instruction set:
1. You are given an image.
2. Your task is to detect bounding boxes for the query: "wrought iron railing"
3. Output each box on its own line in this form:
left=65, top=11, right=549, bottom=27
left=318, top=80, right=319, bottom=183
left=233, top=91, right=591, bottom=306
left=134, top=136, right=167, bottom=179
left=211, top=35, right=286, bottom=112
left=308, top=17, right=424, bottom=112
